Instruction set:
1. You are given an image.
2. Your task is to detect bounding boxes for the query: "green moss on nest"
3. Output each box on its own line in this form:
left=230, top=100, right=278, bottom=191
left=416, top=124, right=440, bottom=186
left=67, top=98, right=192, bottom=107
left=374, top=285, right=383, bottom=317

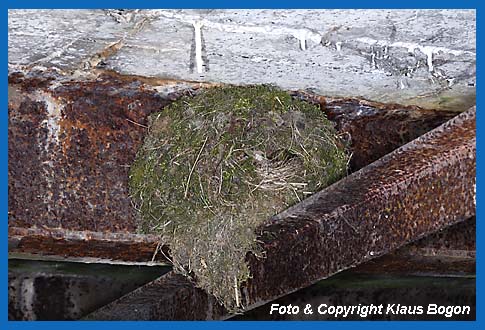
left=129, top=85, right=348, bottom=310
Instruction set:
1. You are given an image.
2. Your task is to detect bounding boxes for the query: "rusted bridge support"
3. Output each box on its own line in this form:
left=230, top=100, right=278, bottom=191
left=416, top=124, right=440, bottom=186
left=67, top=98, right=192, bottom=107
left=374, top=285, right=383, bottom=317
left=244, top=106, right=475, bottom=307
left=8, top=72, right=457, bottom=265
left=85, top=107, right=475, bottom=320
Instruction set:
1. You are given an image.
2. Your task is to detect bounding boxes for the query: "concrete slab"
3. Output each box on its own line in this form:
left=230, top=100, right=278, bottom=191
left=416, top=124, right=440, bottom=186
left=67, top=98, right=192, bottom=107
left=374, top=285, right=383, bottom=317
left=8, top=10, right=476, bottom=110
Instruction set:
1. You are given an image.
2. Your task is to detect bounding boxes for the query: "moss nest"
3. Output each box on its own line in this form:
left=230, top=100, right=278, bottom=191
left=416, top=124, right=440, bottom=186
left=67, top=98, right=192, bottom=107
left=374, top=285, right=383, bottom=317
left=129, top=85, right=348, bottom=310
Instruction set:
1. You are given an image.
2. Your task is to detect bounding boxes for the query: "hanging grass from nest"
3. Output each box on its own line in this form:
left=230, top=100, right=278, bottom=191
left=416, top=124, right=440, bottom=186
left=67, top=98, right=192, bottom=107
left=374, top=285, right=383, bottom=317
left=129, top=85, right=349, bottom=311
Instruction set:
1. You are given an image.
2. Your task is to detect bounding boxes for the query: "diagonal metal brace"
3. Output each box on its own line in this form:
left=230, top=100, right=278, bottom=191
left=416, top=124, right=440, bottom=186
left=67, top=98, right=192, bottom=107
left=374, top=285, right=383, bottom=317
left=86, top=106, right=475, bottom=320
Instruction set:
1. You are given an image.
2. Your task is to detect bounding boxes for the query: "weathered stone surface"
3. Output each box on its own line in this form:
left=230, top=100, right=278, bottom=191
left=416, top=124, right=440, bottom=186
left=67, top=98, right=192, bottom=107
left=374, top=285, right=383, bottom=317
left=8, top=10, right=138, bottom=70
left=9, top=10, right=475, bottom=110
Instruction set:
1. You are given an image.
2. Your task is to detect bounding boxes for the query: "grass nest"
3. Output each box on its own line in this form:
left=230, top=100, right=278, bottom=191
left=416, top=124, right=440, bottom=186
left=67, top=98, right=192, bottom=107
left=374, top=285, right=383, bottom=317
left=129, top=85, right=349, bottom=311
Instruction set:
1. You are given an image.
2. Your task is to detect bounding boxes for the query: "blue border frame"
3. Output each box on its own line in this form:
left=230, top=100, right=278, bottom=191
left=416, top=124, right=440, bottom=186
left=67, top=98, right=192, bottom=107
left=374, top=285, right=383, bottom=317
left=2, top=1, right=481, bottom=9
left=3, top=1, right=480, bottom=328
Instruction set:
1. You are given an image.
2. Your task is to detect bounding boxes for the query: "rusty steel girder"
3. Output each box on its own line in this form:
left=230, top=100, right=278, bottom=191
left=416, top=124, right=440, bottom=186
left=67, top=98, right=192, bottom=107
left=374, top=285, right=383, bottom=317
left=244, top=107, right=475, bottom=307
left=85, top=106, right=475, bottom=320
left=8, top=71, right=460, bottom=264
left=8, top=70, right=476, bottom=319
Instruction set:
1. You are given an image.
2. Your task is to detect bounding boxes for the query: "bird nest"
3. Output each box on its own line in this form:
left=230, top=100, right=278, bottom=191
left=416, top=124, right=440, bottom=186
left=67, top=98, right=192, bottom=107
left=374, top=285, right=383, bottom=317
left=129, top=85, right=349, bottom=311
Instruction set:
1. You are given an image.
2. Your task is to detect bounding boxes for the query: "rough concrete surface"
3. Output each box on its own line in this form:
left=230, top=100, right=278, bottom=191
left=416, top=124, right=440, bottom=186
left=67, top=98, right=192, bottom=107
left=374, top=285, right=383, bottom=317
left=8, top=9, right=475, bottom=110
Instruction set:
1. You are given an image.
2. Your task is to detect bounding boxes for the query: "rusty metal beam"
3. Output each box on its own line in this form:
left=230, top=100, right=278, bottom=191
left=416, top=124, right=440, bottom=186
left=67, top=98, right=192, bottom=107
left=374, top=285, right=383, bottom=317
left=8, top=71, right=458, bottom=264
left=234, top=273, right=475, bottom=320
left=293, top=91, right=457, bottom=171
left=8, top=227, right=166, bottom=265
left=244, top=106, right=475, bottom=307
left=8, top=217, right=474, bottom=320
left=85, top=107, right=476, bottom=320
left=8, top=259, right=170, bottom=320
left=357, top=217, right=476, bottom=276
left=13, top=217, right=469, bottom=320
